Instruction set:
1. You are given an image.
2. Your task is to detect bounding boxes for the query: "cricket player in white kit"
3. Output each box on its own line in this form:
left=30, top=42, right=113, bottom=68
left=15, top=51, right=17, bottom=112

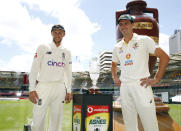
left=111, top=14, right=170, bottom=131
left=29, top=24, right=72, bottom=131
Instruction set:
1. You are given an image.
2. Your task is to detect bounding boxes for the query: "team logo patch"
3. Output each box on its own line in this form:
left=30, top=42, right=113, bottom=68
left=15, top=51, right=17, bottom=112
left=126, top=53, right=131, bottom=59
left=34, top=53, right=37, bottom=58
left=125, top=53, right=133, bottom=66
left=119, top=47, right=123, bottom=54
left=62, top=53, right=65, bottom=60
left=132, top=43, right=139, bottom=49
left=124, top=60, right=133, bottom=66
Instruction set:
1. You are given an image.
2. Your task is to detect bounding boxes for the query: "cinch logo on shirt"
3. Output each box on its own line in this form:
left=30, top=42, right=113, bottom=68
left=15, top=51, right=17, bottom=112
left=47, top=60, right=65, bottom=67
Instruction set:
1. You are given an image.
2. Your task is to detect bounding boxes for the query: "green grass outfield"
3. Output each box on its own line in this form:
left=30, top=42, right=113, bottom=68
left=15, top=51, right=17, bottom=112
left=168, top=104, right=181, bottom=126
left=0, top=99, right=72, bottom=131
left=0, top=100, right=180, bottom=131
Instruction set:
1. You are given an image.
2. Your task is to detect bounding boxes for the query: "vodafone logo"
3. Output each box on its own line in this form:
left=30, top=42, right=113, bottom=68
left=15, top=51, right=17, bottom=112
left=87, top=107, right=93, bottom=114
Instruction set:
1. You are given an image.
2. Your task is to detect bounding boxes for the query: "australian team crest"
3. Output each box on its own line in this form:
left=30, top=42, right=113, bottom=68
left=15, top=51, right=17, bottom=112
left=62, top=52, right=65, bottom=60
left=132, top=42, right=139, bottom=49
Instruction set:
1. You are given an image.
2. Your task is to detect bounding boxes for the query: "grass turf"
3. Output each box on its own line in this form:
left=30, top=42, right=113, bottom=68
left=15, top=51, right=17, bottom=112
left=168, top=104, right=181, bottom=126
left=0, top=100, right=180, bottom=131
left=0, top=100, right=72, bottom=131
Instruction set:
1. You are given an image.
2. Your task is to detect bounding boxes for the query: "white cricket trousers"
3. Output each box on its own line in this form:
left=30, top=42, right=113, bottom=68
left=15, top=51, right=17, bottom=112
left=31, top=81, right=66, bottom=131
left=120, top=81, right=159, bottom=131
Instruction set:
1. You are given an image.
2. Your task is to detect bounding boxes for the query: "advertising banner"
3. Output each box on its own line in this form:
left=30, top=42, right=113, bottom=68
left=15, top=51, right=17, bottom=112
left=73, top=105, right=81, bottom=131
left=86, top=105, right=109, bottom=131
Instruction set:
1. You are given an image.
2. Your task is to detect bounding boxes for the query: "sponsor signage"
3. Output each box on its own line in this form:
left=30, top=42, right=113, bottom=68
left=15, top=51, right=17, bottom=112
left=73, top=105, right=81, bottom=131
left=86, top=105, right=109, bottom=131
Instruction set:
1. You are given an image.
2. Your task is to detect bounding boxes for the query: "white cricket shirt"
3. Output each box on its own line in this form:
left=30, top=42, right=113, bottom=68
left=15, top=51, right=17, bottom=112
left=29, top=42, right=72, bottom=93
left=112, top=33, right=158, bottom=82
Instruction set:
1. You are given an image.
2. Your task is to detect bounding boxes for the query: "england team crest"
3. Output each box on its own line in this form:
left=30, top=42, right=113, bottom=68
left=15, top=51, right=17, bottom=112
left=62, top=52, right=65, bottom=60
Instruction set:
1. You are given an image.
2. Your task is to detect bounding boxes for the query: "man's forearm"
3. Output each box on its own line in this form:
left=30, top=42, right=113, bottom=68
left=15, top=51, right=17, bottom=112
left=154, top=53, right=170, bottom=82
left=111, top=62, right=118, bottom=79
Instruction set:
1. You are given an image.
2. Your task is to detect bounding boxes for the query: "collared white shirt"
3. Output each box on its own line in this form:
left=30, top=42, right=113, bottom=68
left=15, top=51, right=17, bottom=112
left=112, top=33, right=158, bottom=82
left=29, top=42, right=72, bottom=93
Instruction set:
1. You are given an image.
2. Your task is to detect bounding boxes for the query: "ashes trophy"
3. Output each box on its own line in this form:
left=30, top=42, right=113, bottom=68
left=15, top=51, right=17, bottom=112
left=89, top=57, right=100, bottom=94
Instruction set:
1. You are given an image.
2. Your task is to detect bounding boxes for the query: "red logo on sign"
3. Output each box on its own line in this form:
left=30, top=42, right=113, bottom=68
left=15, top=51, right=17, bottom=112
left=74, top=105, right=81, bottom=114
left=87, top=105, right=109, bottom=117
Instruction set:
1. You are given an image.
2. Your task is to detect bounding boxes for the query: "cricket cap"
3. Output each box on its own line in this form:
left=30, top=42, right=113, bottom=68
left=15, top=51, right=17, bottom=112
left=51, top=24, right=65, bottom=32
left=117, top=14, right=134, bottom=24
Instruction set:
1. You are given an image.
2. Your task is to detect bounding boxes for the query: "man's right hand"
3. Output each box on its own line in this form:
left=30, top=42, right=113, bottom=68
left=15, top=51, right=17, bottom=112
left=111, top=62, right=121, bottom=88
left=113, top=77, right=121, bottom=88
left=29, top=91, right=39, bottom=104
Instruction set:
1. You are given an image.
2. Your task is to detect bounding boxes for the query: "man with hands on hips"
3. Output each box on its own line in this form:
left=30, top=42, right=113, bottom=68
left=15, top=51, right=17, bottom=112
left=111, top=14, right=170, bottom=131
left=29, top=24, right=72, bottom=131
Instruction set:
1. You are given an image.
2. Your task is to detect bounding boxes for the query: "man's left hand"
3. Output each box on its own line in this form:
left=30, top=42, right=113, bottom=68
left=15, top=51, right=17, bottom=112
left=65, top=93, right=72, bottom=103
left=140, top=77, right=159, bottom=88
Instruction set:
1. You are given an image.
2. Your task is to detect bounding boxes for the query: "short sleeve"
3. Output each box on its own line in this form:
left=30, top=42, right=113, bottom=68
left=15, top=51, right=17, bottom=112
left=143, top=36, right=159, bottom=55
left=112, top=46, right=119, bottom=63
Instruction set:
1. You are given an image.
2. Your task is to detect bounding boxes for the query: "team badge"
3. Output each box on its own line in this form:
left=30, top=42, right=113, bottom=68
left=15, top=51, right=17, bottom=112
left=126, top=53, right=131, bottom=59
left=62, top=52, right=65, bottom=60
left=124, top=53, right=133, bottom=66
left=132, top=43, right=139, bottom=49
